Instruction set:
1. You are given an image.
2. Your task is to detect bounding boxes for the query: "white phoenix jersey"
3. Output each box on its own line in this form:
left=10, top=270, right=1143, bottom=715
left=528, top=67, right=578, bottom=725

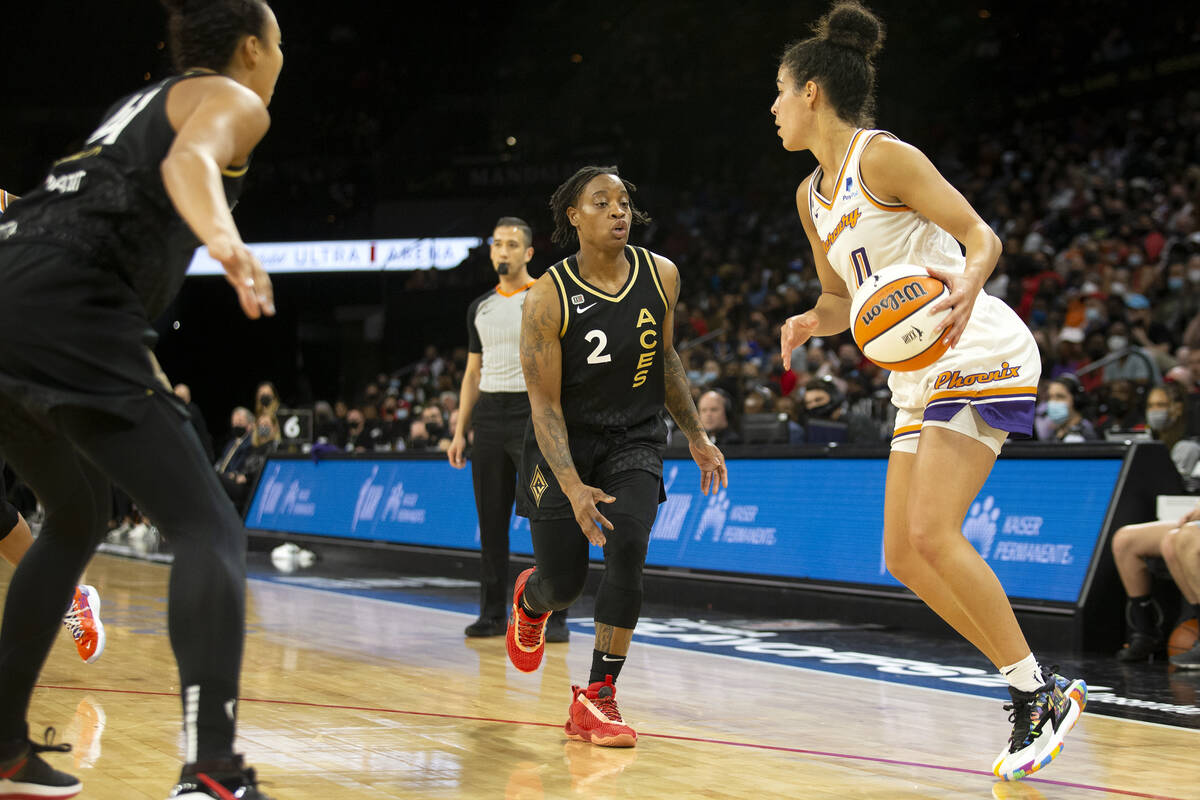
left=806, top=128, right=1039, bottom=440
left=808, top=129, right=964, bottom=293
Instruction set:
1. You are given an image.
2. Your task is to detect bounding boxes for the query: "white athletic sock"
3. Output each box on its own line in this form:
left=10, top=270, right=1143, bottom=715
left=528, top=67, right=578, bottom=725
left=1000, top=653, right=1045, bottom=693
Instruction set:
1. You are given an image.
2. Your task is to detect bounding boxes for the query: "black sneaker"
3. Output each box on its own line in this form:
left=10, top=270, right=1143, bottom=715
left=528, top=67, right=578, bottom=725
left=0, top=728, right=81, bottom=799
left=1115, top=631, right=1164, bottom=662
left=166, top=755, right=272, bottom=799
left=464, top=616, right=507, bottom=637
left=545, top=611, right=570, bottom=643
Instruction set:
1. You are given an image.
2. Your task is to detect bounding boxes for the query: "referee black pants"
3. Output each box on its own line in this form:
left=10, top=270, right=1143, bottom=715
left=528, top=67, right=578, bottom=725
left=470, top=392, right=529, bottom=620
left=0, top=391, right=244, bottom=762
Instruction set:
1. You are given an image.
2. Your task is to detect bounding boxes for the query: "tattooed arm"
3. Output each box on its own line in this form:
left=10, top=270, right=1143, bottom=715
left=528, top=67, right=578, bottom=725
left=654, top=254, right=728, bottom=495
left=520, top=276, right=614, bottom=546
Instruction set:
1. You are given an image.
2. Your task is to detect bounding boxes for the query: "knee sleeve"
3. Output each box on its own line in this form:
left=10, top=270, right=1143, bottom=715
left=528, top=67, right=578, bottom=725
left=594, top=514, right=651, bottom=629
left=526, top=561, right=588, bottom=612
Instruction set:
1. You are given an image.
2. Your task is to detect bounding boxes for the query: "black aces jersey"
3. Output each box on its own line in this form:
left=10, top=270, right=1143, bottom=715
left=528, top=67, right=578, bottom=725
left=0, top=71, right=248, bottom=320
left=545, top=246, right=668, bottom=431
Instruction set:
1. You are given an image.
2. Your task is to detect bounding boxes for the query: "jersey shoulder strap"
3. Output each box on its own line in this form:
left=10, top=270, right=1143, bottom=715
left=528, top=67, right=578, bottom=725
left=543, top=261, right=571, bottom=338
left=636, top=246, right=670, bottom=313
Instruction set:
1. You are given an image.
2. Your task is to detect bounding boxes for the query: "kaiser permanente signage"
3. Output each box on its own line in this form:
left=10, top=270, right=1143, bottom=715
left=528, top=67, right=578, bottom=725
left=186, top=237, right=483, bottom=275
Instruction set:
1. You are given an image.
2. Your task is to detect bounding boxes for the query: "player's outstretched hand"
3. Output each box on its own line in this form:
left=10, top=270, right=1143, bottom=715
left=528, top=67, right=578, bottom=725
left=924, top=266, right=977, bottom=349
left=212, top=235, right=275, bottom=319
left=568, top=484, right=615, bottom=548
left=689, top=437, right=728, bottom=496
left=781, top=311, right=819, bottom=371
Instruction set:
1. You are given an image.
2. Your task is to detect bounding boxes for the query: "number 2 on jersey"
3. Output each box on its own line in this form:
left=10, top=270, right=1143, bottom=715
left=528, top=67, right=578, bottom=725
left=584, top=330, right=612, bottom=364
left=851, top=247, right=872, bottom=287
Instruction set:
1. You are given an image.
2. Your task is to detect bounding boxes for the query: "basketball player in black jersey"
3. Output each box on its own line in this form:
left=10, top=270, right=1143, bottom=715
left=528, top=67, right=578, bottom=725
left=506, top=166, right=727, bottom=747
left=0, top=2, right=280, bottom=798
left=0, top=193, right=106, bottom=668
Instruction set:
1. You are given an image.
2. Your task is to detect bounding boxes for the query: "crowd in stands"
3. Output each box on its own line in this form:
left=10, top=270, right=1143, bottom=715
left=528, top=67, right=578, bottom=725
left=235, top=83, right=1200, bottom=472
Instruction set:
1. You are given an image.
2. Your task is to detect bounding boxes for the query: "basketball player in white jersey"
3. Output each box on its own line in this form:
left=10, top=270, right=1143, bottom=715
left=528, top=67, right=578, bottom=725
left=773, top=1, right=1086, bottom=781
left=0, top=189, right=105, bottom=666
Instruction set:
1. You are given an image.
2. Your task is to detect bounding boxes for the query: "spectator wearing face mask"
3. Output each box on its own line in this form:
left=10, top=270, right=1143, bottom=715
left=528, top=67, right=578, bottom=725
left=215, top=407, right=255, bottom=478
left=1143, top=382, right=1200, bottom=490
left=1097, top=378, right=1144, bottom=434
left=407, top=419, right=435, bottom=451
left=1102, top=320, right=1155, bottom=384
left=419, top=404, right=449, bottom=447
left=1145, top=384, right=1189, bottom=451
left=1035, top=375, right=1099, bottom=442
left=802, top=377, right=883, bottom=444
left=254, top=380, right=281, bottom=419
left=344, top=408, right=369, bottom=452
left=218, top=413, right=281, bottom=512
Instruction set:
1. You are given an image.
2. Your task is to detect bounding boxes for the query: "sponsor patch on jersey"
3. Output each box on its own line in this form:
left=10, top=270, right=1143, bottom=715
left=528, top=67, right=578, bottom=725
left=571, top=294, right=585, bottom=306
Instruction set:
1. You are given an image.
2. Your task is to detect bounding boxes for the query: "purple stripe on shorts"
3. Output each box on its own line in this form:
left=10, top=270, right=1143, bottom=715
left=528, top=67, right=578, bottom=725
left=922, top=397, right=1036, bottom=438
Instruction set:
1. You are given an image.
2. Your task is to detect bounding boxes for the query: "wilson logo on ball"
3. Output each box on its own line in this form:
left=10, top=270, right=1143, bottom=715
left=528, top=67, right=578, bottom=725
left=849, top=264, right=952, bottom=372
left=857, top=280, right=931, bottom=330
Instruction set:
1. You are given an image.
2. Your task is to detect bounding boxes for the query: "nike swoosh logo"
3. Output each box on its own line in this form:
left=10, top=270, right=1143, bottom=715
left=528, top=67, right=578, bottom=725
left=601, top=654, right=625, bottom=662
left=574, top=303, right=597, bottom=313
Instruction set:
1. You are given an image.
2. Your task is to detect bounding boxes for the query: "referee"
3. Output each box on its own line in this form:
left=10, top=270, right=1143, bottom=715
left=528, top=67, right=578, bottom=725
left=449, top=217, right=568, bottom=640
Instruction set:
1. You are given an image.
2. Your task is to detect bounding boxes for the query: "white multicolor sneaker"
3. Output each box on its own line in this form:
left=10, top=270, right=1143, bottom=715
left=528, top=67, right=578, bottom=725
left=992, top=671, right=1086, bottom=781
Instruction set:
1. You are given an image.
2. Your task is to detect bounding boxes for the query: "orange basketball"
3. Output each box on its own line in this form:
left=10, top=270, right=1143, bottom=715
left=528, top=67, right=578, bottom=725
left=1168, top=618, right=1199, bottom=657
left=849, top=264, right=952, bottom=372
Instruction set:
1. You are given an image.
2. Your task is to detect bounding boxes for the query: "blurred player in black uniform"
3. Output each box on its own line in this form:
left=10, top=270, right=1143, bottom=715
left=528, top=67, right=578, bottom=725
left=507, top=166, right=727, bottom=747
left=0, top=191, right=105, bottom=669
left=449, top=217, right=568, bottom=641
left=0, top=1, right=281, bottom=797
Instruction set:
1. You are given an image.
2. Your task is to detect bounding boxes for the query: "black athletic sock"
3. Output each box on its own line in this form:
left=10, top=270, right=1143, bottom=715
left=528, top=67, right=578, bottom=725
left=589, top=649, right=625, bottom=685
left=519, top=596, right=548, bottom=617
left=1126, top=595, right=1163, bottom=635
left=183, top=680, right=238, bottom=762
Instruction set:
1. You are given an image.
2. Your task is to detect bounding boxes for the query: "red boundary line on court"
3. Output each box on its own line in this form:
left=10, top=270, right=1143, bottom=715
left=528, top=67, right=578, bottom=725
left=36, top=683, right=1184, bottom=800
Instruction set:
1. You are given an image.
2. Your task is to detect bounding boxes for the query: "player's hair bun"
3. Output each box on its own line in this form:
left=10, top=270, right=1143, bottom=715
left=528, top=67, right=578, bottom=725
left=818, top=1, right=885, bottom=59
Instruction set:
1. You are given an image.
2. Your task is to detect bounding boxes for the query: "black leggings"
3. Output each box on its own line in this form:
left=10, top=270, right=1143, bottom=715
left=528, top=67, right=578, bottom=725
left=522, top=469, right=660, bottom=629
left=0, top=392, right=245, bottom=761
left=470, top=393, right=526, bottom=619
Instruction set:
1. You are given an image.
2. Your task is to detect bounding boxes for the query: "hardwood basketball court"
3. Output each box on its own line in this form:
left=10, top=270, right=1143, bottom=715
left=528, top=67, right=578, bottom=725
left=14, top=554, right=1198, bottom=799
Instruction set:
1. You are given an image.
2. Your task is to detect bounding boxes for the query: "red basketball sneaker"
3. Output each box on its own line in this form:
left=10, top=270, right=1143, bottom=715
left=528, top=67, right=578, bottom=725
left=565, top=676, right=637, bottom=747
left=506, top=568, right=550, bottom=673
left=63, top=585, right=104, bottom=664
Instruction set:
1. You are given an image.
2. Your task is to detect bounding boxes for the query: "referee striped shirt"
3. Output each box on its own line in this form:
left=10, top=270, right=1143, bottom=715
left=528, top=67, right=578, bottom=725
left=467, top=283, right=533, bottom=393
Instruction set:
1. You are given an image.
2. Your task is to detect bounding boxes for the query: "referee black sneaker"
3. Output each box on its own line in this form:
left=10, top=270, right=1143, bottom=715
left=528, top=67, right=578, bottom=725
left=464, top=616, right=507, bottom=637
left=0, top=728, right=81, bottom=799
left=167, top=754, right=273, bottom=799
left=545, top=610, right=570, bottom=643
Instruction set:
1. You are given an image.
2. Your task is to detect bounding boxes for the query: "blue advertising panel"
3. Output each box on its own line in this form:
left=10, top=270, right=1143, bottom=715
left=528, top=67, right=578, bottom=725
left=246, top=456, right=1123, bottom=603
